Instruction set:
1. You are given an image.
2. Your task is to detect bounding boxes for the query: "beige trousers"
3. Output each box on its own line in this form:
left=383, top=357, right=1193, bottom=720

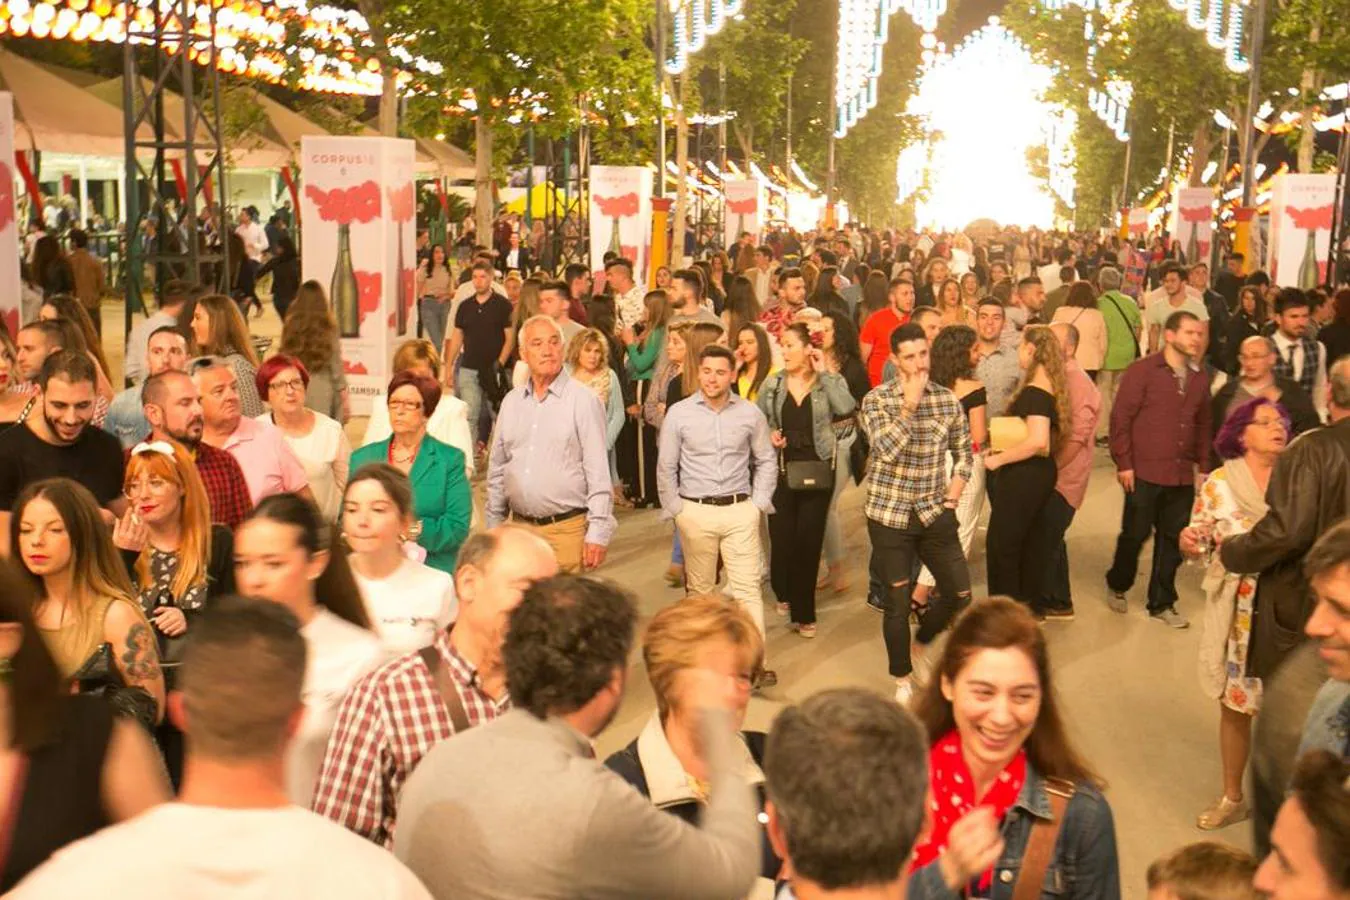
left=674, top=500, right=767, bottom=643
left=516, top=513, right=586, bottom=573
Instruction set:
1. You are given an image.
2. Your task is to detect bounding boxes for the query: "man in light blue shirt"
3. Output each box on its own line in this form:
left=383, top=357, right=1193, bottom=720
left=103, top=325, right=188, bottom=448
left=486, top=315, right=616, bottom=573
left=658, top=343, right=777, bottom=684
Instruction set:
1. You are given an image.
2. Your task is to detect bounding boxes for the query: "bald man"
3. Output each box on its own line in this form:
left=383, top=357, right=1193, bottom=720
left=1211, top=335, right=1320, bottom=441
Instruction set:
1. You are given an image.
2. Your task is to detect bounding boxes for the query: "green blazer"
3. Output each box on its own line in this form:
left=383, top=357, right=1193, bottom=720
left=349, top=436, right=472, bottom=576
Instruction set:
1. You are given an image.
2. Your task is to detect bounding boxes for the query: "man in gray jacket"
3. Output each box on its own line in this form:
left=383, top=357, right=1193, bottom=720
left=394, top=575, right=760, bottom=900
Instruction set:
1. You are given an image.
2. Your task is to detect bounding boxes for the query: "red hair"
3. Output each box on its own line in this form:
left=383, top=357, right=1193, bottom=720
left=387, top=370, right=441, bottom=417
left=255, top=354, right=311, bottom=399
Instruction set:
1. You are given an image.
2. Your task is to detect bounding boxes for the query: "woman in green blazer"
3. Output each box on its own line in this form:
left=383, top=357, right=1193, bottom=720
left=349, top=371, right=472, bottom=575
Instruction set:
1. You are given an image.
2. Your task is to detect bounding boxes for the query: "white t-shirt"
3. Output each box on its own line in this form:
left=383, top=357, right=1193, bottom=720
left=1037, top=261, right=1063, bottom=293
left=289, top=609, right=385, bottom=807
left=1144, top=296, right=1210, bottom=331
left=257, top=412, right=350, bottom=523
left=9, top=804, right=432, bottom=899
left=354, top=558, right=457, bottom=658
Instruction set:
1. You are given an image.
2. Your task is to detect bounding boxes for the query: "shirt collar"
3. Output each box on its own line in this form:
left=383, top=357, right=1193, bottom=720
left=635, top=712, right=764, bottom=808
left=524, top=369, right=569, bottom=400
left=220, top=415, right=261, bottom=449
left=694, top=391, right=743, bottom=411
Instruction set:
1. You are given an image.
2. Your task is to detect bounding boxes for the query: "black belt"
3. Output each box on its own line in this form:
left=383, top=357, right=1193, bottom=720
left=680, top=493, right=750, bottom=506
left=511, top=507, right=587, bottom=526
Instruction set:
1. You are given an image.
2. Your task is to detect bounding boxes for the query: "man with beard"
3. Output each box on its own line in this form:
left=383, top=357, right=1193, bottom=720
left=193, top=358, right=310, bottom=507
left=141, top=369, right=251, bottom=528
left=105, top=326, right=188, bottom=448
left=0, top=351, right=126, bottom=545
left=394, top=575, right=760, bottom=900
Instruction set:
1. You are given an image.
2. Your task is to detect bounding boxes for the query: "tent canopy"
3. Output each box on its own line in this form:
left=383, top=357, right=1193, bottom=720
left=413, top=136, right=474, bottom=180
left=0, top=47, right=154, bottom=156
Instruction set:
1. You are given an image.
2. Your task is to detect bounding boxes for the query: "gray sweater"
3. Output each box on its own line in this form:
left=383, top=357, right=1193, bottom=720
left=394, top=708, right=760, bottom=900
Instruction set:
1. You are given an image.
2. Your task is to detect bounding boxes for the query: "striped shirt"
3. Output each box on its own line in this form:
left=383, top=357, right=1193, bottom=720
left=860, top=380, right=972, bottom=529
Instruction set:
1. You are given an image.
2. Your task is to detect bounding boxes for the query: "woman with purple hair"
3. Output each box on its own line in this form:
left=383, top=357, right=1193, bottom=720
left=1182, top=395, right=1289, bottom=831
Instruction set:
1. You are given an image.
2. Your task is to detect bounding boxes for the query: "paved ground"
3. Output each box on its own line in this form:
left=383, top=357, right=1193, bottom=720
left=103, top=297, right=1249, bottom=899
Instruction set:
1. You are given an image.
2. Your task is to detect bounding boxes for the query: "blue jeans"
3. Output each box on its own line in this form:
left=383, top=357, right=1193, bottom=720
left=672, top=529, right=684, bottom=565
left=419, top=296, right=449, bottom=352
left=457, top=367, right=493, bottom=447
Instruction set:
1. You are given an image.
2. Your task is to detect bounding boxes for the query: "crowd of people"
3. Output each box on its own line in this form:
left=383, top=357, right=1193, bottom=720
left=0, top=218, right=1342, bottom=900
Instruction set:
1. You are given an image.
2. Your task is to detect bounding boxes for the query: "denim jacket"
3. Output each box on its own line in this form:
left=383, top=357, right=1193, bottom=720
left=909, top=764, right=1121, bottom=900
left=756, top=371, right=856, bottom=463
left=102, top=387, right=150, bottom=449
left=1299, top=679, right=1350, bottom=760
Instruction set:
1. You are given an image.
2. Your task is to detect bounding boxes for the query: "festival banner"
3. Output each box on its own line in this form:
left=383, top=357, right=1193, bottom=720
left=300, top=136, right=416, bottom=415
left=589, top=165, right=652, bottom=284
left=1126, top=207, right=1149, bottom=238
left=1172, top=187, right=1214, bottom=266
left=722, top=179, right=764, bottom=250
left=0, top=95, right=19, bottom=339
left=1266, top=173, right=1336, bottom=289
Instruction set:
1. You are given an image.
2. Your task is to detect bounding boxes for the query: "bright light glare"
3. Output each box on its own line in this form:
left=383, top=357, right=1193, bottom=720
left=908, top=24, right=1063, bottom=229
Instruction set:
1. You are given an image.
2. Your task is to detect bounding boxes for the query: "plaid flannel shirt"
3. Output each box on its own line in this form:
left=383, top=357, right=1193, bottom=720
left=860, top=379, right=972, bottom=529
left=310, top=629, right=509, bottom=849
left=193, top=443, right=252, bottom=530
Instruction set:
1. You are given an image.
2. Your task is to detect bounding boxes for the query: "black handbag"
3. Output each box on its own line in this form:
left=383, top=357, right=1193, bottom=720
left=769, top=378, right=836, bottom=492
left=70, top=642, right=158, bottom=732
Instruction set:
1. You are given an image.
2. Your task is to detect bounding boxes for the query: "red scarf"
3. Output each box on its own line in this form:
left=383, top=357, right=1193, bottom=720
left=911, top=729, right=1027, bottom=891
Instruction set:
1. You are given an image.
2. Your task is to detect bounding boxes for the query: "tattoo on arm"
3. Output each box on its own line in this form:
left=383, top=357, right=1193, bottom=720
left=120, top=623, right=161, bottom=685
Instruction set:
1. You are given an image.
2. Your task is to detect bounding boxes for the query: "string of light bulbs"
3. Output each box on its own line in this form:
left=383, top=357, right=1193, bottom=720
left=834, top=0, right=947, bottom=138
left=663, top=0, right=743, bottom=76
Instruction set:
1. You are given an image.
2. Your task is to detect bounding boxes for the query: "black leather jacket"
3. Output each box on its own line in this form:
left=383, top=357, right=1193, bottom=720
left=1222, top=417, right=1350, bottom=677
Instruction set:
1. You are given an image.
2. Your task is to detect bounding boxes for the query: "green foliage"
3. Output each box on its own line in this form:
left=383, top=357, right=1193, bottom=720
left=290, top=94, right=367, bottom=136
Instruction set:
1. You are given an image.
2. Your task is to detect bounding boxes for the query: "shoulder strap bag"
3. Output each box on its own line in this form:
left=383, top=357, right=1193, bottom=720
left=1103, top=294, right=1140, bottom=360
left=771, top=378, right=835, bottom=492
left=418, top=645, right=471, bottom=732
left=1011, top=778, right=1077, bottom=900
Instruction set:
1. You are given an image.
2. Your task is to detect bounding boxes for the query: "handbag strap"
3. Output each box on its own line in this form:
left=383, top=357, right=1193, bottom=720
left=1011, top=779, right=1076, bottom=900
left=418, top=645, right=471, bottom=733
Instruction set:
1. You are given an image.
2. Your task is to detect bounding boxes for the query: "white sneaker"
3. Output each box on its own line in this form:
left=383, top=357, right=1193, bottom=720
left=894, top=677, right=915, bottom=707
left=1151, top=607, right=1190, bottom=629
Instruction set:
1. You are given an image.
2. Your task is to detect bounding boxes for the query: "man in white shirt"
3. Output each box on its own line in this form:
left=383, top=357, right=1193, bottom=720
left=1270, top=288, right=1329, bottom=421
left=607, top=258, right=646, bottom=330
left=749, top=245, right=775, bottom=305
left=1038, top=247, right=1074, bottom=293
left=9, top=597, right=433, bottom=900
left=236, top=206, right=269, bottom=263
left=1146, top=264, right=1209, bottom=353
left=125, top=279, right=192, bottom=385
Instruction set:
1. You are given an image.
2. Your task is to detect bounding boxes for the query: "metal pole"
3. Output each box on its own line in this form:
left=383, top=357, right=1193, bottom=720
left=1162, top=119, right=1175, bottom=253
left=1240, top=0, right=1266, bottom=206
left=525, top=127, right=535, bottom=230
left=784, top=74, right=793, bottom=188
left=1212, top=121, right=1233, bottom=273
left=1121, top=135, right=1133, bottom=211
left=654, top=0, right=666, bottom=200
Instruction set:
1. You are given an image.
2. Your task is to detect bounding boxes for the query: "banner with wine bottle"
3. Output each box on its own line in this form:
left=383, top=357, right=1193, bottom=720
left=1171, top=187, right=1214, bottom=267
left=589, top=166, right=652, bottom=283
left=1266, top=173, right=1336, bottom=290
left=722, top=179, right=763, bottom=252
left=299, top=136, right=417, bottom=415
left=0, top=94, right=20, bottom=340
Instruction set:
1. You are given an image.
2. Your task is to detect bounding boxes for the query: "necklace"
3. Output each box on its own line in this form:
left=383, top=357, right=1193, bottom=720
left=390, top=439, right=421, bottom=465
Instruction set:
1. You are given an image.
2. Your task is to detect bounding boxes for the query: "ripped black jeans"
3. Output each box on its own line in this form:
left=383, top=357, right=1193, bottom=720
left=867, top=510, right=971, bottom=678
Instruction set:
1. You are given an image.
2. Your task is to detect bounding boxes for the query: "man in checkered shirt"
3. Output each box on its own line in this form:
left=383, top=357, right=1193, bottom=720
left=311, top=526, right=557, bottom=848
left=860, top=321, right=973, bottom=707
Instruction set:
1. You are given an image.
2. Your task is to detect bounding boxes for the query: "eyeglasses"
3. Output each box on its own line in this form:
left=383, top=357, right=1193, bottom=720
left=388, top=400, right=424, bottom=413
left=269, top=378, right=305, bottom=393
left=124, top=477, right=174, bottom=498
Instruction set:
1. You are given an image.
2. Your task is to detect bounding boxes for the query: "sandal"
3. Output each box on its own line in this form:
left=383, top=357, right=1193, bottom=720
left=1197, top=795, right=1249, bottom=830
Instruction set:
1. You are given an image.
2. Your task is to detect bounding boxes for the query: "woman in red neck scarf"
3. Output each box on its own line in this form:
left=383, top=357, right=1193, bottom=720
left=907, top=598, right=1121, bottom=900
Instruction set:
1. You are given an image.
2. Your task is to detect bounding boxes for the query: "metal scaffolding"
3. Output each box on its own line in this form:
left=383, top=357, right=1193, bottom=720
left=121, top=0, right=228, bottom=335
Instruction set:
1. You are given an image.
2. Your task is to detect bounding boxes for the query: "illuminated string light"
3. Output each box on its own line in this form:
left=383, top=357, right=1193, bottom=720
left=834, top=0, right=946, bottom=139
left=664, top=0, right=742, bottom=75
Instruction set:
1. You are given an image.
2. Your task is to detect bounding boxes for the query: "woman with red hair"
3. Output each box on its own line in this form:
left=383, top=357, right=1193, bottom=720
left=256, top=354, right=350, bottom=523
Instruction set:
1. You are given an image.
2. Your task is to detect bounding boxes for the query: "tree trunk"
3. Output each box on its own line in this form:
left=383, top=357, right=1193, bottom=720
left=733, top=121, right=753, bottom=169
left=672, top=74, right=688, bottom=268
left=1188, top=121, right=1212, bottom=186
left=475, top=113, right=494, bottom=245
left=379, top=73, right=398, bottom=137
left=1297, top=22, right=1322, bottom=172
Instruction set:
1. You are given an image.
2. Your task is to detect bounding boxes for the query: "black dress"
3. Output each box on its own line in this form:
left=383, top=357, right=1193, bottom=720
left=1, top=695, right=113, bottom=890
left=986, top=386, right=1059, bottom=608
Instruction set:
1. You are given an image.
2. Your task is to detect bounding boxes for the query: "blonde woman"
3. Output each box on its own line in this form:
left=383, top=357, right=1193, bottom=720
left=983, top=325, right=1071, bottom=609
left=189, top=293, right=263, bottom=418
left=935, top=277, right=974, bottom=328
left=603, top=594, right=779, bottom=888
left=566, top=328, right=625, bottom=498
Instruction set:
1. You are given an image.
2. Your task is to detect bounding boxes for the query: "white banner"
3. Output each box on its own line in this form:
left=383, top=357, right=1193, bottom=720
left=1267, top=173, right=1336, bottom=289
left=589, top=165, right=651, bottom=285
left=1172, top=187, right=1214, bottom=267
left=300, top=136, right=417, bottom=415
left=1127, top=207, right=1149, bottom=236
left=0, top=95, right=19, bottom=338
left=722, top=179, right=763, bottom=250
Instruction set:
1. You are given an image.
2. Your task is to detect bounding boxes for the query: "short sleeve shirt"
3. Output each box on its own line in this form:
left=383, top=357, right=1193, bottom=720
left=454, top=295, right=513, bottom=371
left=860, top=307, right=904, bottom=387
left=0, top=423, right=124, bottom=510
left=1145, top=297, right=1209, bottom=331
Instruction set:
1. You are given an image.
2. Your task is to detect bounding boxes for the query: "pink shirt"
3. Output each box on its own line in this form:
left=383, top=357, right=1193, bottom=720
left=221, top=416, right=309, bottom=504
left=1054, top=361, right=1101, bottom=509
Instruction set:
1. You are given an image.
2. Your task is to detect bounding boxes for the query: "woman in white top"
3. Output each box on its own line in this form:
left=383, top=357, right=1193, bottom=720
left=234, top=493, right=384, bottom=807
left=256, top=354, right=351, bottom=522
left=362, top=339, right=474, bottom=478
left=343, top=463, right=456, bottom=657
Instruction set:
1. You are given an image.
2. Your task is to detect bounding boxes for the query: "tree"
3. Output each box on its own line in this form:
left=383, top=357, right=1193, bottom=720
left=1265, top=0, right=1350, bottom=171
